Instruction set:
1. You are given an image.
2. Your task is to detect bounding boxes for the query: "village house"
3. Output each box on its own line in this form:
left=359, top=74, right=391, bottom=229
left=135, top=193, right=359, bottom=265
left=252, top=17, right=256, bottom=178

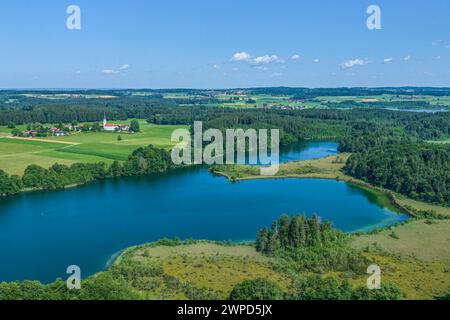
left=22, top=130, right=37, bottom=137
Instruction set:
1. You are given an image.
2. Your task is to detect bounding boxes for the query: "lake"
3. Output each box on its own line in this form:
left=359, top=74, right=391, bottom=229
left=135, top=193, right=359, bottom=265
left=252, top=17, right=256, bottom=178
left=0, top=141, right=408, bottom=283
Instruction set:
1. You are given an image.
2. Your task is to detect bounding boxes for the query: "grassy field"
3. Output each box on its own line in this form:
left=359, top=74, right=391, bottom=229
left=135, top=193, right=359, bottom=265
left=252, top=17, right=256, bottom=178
left=110, top=239, right=449, bottom=300
left=352, top=220, right=450, bottom=261
left=212, top=154, right=351, bottom=181
left=350, top=252, right=450, bottom=300
left=208, top=93, right=450, bottom=110
left=351, top=220, right=450, bottom=299
left=114, top=242, right=291, bottom=299
left=0, top=121, right=187, bottom=175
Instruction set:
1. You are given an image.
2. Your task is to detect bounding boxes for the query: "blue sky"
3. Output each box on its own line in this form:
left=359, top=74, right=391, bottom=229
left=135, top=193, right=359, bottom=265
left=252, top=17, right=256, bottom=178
left=0, top=0, right=449, bottom=88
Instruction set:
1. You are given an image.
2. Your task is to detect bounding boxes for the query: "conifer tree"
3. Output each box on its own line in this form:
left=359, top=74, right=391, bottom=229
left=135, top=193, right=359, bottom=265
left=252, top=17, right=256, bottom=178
left=299, top=214, right=308, bottom=246
left=256, top=228, right=269, bottom=253
left=278, top=215, right=290, bottom=248
left=310, top=213, right=322, bottom=246
left=288, top=215, right=301, bottom=247
left=267, top=222, right=280, bottom=253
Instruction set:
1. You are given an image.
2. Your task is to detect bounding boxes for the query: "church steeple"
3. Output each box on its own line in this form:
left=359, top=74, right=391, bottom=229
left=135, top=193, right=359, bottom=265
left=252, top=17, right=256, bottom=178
left=103, top=113, right=107, bottom=127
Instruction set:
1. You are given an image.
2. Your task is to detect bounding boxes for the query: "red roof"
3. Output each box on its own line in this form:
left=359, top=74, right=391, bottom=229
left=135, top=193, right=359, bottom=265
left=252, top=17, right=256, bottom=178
left=104, top=123, right=117, bottom=127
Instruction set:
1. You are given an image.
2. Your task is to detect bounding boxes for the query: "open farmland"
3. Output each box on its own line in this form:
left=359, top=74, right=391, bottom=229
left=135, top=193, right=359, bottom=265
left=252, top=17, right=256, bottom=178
left=0, top=121, right=187, bottom=175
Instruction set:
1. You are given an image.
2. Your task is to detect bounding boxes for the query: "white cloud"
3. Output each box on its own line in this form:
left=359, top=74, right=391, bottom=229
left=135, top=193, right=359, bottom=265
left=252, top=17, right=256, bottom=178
left=291, top=54, right=301, bottom=60
left=383, top=58, right=393, bottom=63
left=403, top=55, right=411, bottom=61
left=251, top=55, right=283, bottom=65
left=231, top=52, right=284, bottom=66
left=340, top=58, right=369, bottom=69
left=313, top=59, right=319, bottom=63
left=102, top=64, right=130, bottom=75
left=231, top=51, right=252, bottom=62
left=271, top=72, right=282, bottom=77
left=101, top=69, right=120, bottom=75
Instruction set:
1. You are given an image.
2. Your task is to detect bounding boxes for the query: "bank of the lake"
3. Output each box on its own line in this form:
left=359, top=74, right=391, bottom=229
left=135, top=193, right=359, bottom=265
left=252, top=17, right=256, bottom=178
left=0, top=141, right=409, bottom=283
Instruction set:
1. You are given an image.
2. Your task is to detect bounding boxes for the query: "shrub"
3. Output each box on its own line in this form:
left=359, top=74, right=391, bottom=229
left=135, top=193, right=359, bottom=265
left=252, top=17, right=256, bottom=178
left=229, top=278, right=284, bottom=300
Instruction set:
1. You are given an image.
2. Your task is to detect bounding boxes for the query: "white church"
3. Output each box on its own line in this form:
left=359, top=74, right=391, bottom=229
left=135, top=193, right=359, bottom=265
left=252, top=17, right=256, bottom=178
left=103, top=115, right=130, bottom=132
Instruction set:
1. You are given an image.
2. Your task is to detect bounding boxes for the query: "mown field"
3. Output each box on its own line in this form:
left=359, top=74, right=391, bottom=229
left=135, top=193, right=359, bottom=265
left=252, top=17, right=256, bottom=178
left=0, top=121, right=187, bottom=175
left=199, top=92, right=450, bottom=110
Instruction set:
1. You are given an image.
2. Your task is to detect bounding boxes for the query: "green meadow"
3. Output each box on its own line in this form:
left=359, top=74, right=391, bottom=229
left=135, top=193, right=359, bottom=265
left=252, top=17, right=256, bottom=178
left=0, top=121, right=187, bottom=175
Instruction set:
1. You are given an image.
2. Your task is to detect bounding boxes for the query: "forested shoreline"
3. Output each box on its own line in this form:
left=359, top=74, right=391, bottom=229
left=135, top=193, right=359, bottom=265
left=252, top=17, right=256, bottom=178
left=344, top=144, right=450, bottom=206
left=1, top=105, right=450, bottom=206
left=0, top=145, right=176, bottom=196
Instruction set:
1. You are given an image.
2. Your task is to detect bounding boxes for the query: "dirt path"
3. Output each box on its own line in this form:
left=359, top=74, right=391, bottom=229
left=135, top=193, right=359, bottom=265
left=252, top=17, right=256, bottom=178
left=5, top=136, right=80, bottom=145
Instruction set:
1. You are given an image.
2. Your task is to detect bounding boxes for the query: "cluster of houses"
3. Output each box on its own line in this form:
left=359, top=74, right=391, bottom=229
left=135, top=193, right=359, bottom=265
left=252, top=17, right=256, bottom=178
left=257, top=104, right=306, bottom=111
left=18, top=116, right=130, bottom=138
left=20, top=123, right=83, bottom=138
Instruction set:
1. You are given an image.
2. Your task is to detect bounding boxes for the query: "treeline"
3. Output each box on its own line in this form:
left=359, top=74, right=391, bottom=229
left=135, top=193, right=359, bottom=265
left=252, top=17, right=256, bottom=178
left=256, top=214, right=338, bottom=254
left=251, top=215, right=404, bottom=299
left=0, top=96, right=177, bottom=125
left=0, top=145, right=175, bottom=196
left=2, top=98, right=449, bottom=145
left=255, top=215, right=367, bottom=274
left=228, top=277, right=404, bottom=300
left=344, top=144, right=450, bottom=206
left=324, top=100, right=437, bottom=110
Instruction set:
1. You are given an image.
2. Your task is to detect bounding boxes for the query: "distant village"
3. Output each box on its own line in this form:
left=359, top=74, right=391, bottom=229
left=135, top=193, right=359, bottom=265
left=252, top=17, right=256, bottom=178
left=256, top=104, right=306, bottom=111
left=12, top=116, right=134, bottom=138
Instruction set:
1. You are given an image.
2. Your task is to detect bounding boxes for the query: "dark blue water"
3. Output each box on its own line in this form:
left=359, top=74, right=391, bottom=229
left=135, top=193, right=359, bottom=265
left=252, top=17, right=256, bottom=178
left=0, top=141, right=408, bottom=283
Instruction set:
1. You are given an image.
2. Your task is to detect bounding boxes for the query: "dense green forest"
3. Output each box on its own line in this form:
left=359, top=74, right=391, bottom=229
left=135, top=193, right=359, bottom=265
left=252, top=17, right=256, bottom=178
left=344, top=144, right=450, bottom=206
left=255, top=215, right=366, bottom=274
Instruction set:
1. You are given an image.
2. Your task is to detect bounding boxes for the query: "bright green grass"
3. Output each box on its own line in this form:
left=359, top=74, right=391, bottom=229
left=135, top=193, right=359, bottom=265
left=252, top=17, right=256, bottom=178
left=0, top=122, right=188, bottom=175
left=0, top=125, right=26, bottom=134
left=0, top=139, right=60, bottom=156
left=38, top=149, right=115, bottom=164
left=58, top=143, right=136, bottom=161
left=40, top=121, right=184, bottom=147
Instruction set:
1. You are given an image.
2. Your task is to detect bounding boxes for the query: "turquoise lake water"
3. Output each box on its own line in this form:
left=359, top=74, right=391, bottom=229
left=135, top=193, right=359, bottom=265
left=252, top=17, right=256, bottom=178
left=0, top=141, right=408, bottom=283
